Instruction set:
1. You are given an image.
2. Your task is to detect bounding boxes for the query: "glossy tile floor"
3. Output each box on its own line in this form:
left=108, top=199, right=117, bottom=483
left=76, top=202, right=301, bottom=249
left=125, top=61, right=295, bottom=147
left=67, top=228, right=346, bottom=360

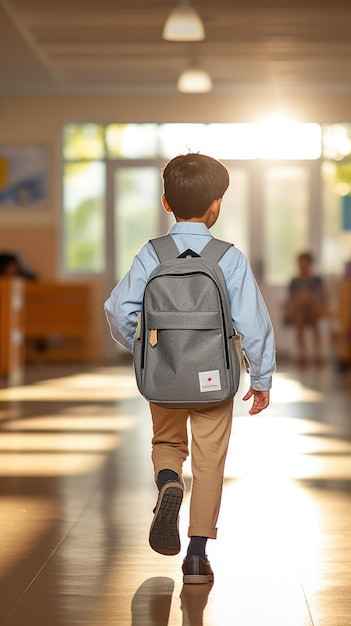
left=1, top=359, right=351, bottom=625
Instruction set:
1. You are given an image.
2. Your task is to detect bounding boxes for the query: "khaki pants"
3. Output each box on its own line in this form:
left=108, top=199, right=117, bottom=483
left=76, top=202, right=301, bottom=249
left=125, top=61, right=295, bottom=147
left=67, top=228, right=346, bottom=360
left=150, top=398, right=234, bottom=540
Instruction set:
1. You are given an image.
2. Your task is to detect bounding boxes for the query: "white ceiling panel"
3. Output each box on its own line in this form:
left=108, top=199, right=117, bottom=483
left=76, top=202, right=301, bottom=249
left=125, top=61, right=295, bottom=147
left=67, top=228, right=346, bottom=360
left=1, top=0, right=351, bottom=94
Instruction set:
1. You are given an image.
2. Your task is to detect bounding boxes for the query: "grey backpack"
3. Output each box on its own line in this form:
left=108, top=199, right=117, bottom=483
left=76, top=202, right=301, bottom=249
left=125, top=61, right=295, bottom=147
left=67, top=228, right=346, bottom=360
left=133, top=235, right=248, bottom=408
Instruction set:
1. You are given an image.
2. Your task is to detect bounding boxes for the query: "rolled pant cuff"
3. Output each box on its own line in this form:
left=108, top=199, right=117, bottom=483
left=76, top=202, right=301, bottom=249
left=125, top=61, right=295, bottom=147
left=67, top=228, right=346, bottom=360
left=188, top=526, right=217, bottom=540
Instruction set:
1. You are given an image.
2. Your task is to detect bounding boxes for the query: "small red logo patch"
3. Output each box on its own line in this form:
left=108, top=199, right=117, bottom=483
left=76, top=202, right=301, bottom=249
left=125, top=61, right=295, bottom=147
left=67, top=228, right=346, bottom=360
left=208, top=377, right=212, bottom=382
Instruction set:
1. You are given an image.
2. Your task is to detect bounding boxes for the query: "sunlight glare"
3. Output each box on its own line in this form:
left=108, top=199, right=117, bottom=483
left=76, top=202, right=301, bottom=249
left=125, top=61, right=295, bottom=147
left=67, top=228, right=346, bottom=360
left=0, top=369, right=140, bottom=402
left=258, top=115, right=322, bottom=159
left=223, top=414, right=351, bottom=480
left=2, top=415, right=137, bottom=431
left=270, top=374, right=324, bottom=403
left=0, top=432, right=120, bottom=452
left=0, top=453, right=107, bottom=476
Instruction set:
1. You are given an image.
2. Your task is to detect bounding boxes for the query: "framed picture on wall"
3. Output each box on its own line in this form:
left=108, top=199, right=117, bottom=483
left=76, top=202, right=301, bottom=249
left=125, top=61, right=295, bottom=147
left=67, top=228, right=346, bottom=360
left=0, top=145, right=48, bottom=209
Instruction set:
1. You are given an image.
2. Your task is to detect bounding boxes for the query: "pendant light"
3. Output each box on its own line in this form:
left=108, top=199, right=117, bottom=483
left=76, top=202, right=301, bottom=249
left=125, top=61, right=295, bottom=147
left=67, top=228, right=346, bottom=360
left=163, top=0, right=205, bottom=41
left=177, top=67, right=212, bottom=93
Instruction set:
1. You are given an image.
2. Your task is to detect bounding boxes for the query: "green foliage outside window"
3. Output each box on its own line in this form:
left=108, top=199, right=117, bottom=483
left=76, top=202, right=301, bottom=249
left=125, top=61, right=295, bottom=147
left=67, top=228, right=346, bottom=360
left=63, top=160, right=105, bottom=272
left=63, top=123, right=105, bottom=160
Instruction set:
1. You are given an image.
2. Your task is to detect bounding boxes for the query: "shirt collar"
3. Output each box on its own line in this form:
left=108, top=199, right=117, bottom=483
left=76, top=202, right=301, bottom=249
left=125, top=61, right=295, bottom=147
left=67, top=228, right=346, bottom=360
left=168, top=222, right=212, bottom=236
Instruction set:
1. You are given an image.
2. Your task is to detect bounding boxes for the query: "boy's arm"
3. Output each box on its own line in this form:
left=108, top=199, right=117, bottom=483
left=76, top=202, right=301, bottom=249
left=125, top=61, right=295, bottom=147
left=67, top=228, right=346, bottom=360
left=222, top=249, right=276, bottom=395
left=104, top=284, right=138, bottom=352
left=104, top=246, right=158, bottom=351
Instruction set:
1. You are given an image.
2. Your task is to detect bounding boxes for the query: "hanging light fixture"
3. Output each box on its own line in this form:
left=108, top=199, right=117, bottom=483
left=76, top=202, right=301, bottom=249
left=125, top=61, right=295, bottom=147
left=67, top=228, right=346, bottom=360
left=163, top=0, right=205, bottom=41
left=177, top=67, right=212, bottom=93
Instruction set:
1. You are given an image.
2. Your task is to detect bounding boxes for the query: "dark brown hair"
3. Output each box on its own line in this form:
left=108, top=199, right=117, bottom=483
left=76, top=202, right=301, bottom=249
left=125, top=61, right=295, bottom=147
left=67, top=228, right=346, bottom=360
left=162, top=153, right=229, bottom=219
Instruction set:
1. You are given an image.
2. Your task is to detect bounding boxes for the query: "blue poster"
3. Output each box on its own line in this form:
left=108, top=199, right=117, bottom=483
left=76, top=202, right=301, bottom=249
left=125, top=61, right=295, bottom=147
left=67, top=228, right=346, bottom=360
left=0, top=145, right=47, bottom=209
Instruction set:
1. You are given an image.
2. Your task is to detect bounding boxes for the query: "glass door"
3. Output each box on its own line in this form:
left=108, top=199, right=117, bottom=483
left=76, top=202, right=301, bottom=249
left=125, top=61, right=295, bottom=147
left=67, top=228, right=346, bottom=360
left=262, top=162, right=313, bottom=285
left=257, top=160, right=322, bottom=358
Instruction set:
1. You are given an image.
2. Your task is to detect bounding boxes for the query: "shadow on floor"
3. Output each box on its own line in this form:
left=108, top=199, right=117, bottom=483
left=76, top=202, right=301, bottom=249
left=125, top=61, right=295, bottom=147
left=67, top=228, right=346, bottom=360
left=131, top=577, right=174, bottom=626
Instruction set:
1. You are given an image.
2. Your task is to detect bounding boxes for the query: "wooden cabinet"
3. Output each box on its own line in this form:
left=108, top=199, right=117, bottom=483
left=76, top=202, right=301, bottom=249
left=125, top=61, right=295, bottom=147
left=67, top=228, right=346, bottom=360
left=24, top=282, right=92, bottom=362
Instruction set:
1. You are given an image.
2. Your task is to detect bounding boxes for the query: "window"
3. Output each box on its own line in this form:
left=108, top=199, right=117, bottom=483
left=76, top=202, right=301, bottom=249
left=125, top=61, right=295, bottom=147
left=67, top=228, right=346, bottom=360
left=63, top=161, right=105, bottom=273
left=63, top=123, right=106, bottom=273
left=263, top=166, right=310, bottom=285
left=62, top=121, right=322, bottom=278
left=114, top=167, right=161, bottom=279
left=106, top=124, right=159, bottom=158
left=321, top=124, right=351, bottom=275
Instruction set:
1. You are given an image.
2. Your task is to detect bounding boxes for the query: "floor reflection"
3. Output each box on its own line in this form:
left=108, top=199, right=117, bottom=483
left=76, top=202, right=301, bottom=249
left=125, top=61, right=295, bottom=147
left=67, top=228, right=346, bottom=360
left=180, top=583, right=213, bottom=626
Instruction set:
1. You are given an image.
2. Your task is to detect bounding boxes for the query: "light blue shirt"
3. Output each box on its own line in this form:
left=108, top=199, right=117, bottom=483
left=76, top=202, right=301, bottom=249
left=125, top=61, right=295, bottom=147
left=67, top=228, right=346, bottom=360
left=104, top=222, right=276, bottom=390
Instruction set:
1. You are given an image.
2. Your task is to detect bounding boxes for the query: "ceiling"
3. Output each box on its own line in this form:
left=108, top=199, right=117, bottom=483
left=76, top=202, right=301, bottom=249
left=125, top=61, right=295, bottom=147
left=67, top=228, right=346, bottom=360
left=1, top=0, right=351, bottom=96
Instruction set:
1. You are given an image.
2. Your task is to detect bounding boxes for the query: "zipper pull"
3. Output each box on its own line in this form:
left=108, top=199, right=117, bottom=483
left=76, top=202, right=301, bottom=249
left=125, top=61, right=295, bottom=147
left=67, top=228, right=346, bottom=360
left=149, top=329, right=158, bottom=347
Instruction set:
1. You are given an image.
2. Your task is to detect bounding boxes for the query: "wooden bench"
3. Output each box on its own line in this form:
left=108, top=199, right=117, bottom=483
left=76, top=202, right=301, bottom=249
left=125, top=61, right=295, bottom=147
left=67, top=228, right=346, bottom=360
left=24, top=282, right=92, bottom=362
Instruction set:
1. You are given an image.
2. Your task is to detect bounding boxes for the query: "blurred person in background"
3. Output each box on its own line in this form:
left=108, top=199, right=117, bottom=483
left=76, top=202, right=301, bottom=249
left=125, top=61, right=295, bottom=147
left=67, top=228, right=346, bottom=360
left=0, top=252, right=37, bottom=279
left=284, top=251, right=328, bottom=365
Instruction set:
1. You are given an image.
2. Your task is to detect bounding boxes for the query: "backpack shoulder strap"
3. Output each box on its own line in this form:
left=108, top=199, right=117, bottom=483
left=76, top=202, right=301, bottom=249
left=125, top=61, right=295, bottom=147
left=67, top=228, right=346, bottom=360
left=200, top=238, right=233, bottom=263
left=149, top=235, right=180, bottom=262
left=150, top=235, right=233, bottom=264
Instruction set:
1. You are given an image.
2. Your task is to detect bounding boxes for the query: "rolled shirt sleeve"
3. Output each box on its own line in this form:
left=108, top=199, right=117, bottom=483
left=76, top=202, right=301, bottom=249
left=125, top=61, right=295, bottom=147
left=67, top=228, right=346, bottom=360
left=104, top=245, right=159, bottom=352
left=220, top=248, right=276, bottom=391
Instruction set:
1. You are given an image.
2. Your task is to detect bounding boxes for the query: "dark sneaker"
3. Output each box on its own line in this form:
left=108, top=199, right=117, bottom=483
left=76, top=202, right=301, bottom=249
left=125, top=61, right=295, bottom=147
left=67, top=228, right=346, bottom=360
left=182, top=555, right=214, bottom=584
left=149, top=481, right=184, bottom=556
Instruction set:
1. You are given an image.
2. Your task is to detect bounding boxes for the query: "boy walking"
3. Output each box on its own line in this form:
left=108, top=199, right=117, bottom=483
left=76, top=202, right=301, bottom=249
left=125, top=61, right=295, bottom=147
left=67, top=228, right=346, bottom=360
left=105, top=153, right=275, bottom=584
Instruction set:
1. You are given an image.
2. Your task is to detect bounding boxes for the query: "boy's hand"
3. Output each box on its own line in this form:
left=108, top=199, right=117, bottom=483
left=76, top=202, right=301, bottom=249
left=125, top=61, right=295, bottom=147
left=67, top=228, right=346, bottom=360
left=243, top=388, right=270, bottom=415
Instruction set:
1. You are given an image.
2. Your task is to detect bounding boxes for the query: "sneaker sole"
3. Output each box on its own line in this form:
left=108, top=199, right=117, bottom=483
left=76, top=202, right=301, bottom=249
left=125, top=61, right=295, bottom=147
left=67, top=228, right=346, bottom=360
left=149, top=483, right=183, bottom=556
left=183, top=573, right=214, bottom=585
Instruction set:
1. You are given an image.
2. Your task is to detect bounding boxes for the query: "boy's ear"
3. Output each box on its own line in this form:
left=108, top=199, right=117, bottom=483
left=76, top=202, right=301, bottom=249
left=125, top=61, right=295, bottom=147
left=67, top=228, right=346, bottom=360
left=212, top=198, right=222, bottom=218
left=161, top=194, right=173, bottom=213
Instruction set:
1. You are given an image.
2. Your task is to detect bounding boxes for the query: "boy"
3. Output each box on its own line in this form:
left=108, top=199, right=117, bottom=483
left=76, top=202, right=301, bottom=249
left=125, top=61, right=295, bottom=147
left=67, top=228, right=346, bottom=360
left=104, top=153, right=275, bottom=584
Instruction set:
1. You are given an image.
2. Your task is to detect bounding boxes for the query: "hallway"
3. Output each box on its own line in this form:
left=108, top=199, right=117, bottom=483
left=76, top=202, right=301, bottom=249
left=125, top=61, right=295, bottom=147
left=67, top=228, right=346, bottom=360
left=0, top=360, right=351, bottom=625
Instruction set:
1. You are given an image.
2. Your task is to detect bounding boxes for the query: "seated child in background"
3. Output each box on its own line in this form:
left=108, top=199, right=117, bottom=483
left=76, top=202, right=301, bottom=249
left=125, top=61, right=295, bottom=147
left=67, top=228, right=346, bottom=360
left=285, top=251, right=327, bottom=364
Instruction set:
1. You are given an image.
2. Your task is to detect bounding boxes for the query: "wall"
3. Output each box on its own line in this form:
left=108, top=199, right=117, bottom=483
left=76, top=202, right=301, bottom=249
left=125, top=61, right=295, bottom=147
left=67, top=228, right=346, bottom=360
left=1, top=92, right=351, bottom=361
